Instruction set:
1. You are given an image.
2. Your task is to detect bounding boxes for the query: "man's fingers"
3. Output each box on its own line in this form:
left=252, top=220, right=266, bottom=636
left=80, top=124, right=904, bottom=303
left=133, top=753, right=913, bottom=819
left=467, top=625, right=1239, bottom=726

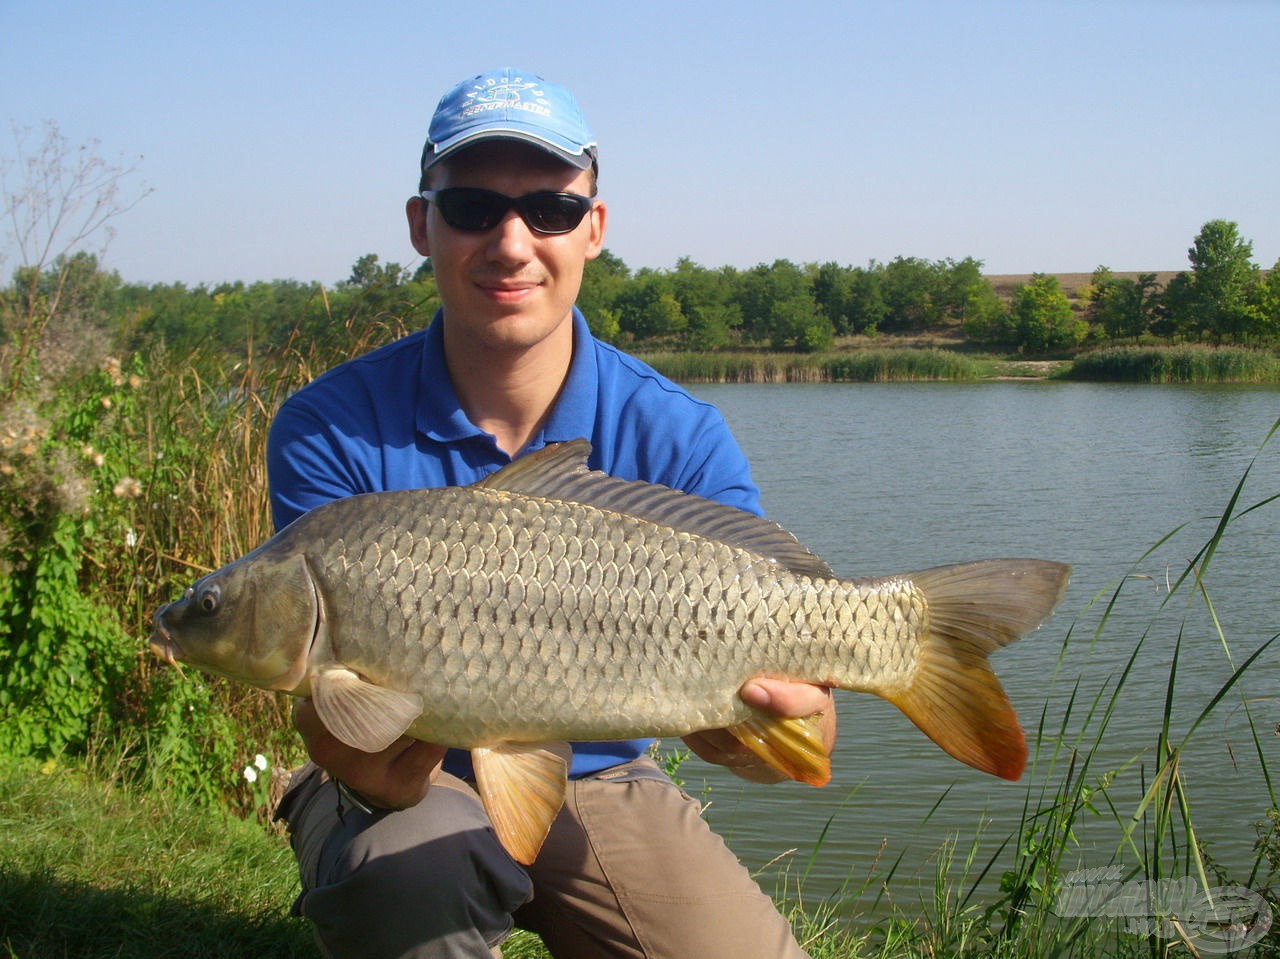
left=740, top=678, right=832, bottom=717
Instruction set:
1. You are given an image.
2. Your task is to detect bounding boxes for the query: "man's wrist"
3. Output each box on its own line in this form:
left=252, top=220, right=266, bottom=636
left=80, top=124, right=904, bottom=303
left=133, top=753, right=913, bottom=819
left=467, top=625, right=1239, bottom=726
left=334, top=778, right=381, bottom=814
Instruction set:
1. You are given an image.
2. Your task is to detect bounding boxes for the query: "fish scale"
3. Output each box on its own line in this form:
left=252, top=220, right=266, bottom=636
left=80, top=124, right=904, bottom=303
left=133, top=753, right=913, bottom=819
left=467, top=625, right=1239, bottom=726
left=151, top=438, right=1071, bottom=864
left=294, top=487, right=912, bottom=744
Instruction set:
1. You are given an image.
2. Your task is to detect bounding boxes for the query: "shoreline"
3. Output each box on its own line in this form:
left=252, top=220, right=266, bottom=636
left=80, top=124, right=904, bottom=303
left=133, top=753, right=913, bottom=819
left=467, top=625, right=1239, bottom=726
left=634, top=344, right=1280, bottom=385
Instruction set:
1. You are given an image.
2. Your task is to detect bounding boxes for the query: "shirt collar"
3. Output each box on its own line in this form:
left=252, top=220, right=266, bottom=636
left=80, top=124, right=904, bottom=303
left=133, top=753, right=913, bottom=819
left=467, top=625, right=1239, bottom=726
left=416, top=307, right=599, bottom=451
left=541, top=308, right=598, bottom=445
left=416, top=310, right=481, bottom=444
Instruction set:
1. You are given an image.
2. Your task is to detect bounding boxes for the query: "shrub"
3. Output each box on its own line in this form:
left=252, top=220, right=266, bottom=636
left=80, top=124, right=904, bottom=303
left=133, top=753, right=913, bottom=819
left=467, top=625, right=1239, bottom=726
left=0, top=307, right=411, bottom=809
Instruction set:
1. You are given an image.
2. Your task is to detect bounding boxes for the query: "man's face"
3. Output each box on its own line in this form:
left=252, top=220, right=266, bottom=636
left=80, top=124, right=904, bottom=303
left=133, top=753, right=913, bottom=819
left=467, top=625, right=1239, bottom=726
left=408, top=141, right=607, bottom=355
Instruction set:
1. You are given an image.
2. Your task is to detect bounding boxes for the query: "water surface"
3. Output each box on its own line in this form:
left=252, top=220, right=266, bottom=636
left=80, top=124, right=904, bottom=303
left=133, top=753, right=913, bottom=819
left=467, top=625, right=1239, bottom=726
left=678, top=382, right=1280, bottom=909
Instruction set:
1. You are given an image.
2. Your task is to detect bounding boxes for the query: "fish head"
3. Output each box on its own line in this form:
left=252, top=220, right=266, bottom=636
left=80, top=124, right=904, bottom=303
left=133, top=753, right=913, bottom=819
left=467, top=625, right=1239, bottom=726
left=150, top=551, right=317, bottom=692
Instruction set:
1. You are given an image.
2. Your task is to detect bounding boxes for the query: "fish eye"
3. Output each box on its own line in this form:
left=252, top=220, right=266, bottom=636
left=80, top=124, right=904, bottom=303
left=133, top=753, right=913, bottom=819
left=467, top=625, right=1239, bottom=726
left=198, top=588, right=219, bottom=613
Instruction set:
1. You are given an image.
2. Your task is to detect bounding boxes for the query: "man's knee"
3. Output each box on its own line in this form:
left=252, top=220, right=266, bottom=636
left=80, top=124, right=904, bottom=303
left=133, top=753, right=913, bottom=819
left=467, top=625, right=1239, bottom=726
left=297, top=782, right=533, bottom=957
left=331, top=806, right=530, bottom=909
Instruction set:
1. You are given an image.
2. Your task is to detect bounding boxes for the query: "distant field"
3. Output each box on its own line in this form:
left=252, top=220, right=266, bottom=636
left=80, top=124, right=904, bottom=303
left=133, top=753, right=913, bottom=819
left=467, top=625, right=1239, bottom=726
left=983, top=271, right=1183, bottom=300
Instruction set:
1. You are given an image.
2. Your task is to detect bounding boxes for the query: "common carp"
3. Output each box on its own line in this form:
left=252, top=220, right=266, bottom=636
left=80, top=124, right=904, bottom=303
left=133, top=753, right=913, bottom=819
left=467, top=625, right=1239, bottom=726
left=151, top=439, right=1070, bottom=863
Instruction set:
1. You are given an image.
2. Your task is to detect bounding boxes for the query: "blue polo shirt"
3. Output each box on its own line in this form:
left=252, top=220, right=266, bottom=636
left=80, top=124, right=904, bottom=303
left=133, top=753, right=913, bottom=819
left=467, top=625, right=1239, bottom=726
left=267, top=308, right=762, bottom=778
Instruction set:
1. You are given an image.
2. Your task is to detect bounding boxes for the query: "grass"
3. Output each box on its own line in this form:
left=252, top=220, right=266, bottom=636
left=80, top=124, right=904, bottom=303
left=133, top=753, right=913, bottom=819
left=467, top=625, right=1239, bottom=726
left=0, top=749, right=858, bottom=959
left=6, top=736, right=1272, bottom=958
left=0, top=754, right=316, bottom=958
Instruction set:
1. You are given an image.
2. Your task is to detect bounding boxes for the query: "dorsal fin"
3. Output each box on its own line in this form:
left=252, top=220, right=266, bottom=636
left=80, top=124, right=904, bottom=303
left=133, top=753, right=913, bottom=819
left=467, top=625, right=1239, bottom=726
left=475, top=439, right=834, bottom=578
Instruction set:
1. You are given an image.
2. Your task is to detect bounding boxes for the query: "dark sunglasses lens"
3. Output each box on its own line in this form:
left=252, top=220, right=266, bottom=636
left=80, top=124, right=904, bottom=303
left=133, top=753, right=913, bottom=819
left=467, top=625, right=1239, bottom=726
left=432, top=189, right=590, bottom=234
left=437, top=189, right=506, bottom=231
left=521, top=194, right=590, bottom=234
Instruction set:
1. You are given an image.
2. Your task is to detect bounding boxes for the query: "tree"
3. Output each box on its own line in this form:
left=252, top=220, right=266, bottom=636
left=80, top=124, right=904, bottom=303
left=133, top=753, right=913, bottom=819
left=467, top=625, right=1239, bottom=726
left=845, top=266, right=889, bottom=334
left=810, top=261, right=853, bottom=334
left=1, top=122, right=150, bottom=393
left=1008, top=275, right=1087, bottom=352
left=344, top=253, right=408, bottom=290
left=1089, top=272, right=1160, bottom=342
left=577, top=247, right=630, bottom=340
left=936, top=257, right=989, bottom=323
left=959, top=281, right=1010, bottom=344
left=1251, top=259, right=1280, bottom=340
left=670, top=258, right=740, bottom=350
left=0, top=251, right=126, bottom=381
left=1183, top=220, right=1261, bottom=342
left=616, top=270, right=686, bottom=341
left=808, top=261, right=890, bottom=335
left=128, top=280, right=216, bottom=350
left=879, top=256, right=945, bottom=331
left=1154, top=271, right=1193, bottom=339
left=732, top=260, right=824, bottom=350
left=1079, top=265, right=1115, bottom=308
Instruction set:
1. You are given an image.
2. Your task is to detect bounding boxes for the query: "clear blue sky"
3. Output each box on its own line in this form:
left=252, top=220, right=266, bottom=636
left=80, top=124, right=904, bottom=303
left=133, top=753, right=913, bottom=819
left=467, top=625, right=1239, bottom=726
left=2, top=0, right=1277, bottom=287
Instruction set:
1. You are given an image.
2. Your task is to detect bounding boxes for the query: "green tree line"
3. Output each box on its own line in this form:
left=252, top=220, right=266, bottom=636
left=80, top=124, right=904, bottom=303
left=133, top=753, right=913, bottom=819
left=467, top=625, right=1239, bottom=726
left=4, top=222, right=1276, bottom=367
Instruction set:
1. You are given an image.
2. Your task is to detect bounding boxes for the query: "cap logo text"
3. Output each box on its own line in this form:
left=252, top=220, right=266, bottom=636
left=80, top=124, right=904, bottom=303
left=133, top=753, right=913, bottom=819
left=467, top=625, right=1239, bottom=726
left=462, top=76, right=552, bottom=119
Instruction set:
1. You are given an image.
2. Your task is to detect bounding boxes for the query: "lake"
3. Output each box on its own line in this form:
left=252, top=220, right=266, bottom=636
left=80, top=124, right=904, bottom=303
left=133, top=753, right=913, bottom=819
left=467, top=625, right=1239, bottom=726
left=674, top=381, right=1280, bottom=912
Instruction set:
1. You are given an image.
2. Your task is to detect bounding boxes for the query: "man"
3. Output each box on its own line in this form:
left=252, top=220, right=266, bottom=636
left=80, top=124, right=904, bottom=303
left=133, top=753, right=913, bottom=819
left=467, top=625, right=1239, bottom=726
left=268, top=67, right=834, bottom=959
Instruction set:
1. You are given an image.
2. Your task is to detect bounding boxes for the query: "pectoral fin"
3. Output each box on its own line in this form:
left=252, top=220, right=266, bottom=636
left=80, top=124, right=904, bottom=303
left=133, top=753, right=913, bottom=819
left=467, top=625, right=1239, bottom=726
left=472, top=741, right=573, bottom=865
left=311, top=666, right=423, bottom=753
left=726, top=711, right=831, bottom=786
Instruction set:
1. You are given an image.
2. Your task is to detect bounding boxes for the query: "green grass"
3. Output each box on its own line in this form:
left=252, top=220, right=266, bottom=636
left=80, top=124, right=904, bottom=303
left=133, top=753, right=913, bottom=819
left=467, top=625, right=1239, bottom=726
left=0, top=745, right=871, bottom=959
left=0, top=755, right=316, bottom=958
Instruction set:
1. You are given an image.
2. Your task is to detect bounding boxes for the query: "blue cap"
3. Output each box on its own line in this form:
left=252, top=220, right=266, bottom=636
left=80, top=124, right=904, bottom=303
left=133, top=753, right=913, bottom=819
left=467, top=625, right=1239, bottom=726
left=422, top=67, right=597, bottom=172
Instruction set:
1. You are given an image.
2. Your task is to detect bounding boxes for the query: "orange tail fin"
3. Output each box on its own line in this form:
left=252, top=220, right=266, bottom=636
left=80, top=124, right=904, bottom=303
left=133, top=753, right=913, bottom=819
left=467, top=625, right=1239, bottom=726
left=885, top=559, right=1071, bottom=781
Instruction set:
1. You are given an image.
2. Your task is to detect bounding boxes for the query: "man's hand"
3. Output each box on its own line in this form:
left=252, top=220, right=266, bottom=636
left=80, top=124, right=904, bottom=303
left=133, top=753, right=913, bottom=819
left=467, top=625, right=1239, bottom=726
left=294, top=698, right=446, bottom=810
left=682, top=679, right=837, bottom=783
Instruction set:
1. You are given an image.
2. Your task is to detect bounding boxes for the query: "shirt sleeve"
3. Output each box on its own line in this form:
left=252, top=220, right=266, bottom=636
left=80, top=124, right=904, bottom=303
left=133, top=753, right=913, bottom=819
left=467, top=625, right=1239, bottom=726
left=266, top=397, right=367, bottom=531
left=678, top=412, right=763, bottom=517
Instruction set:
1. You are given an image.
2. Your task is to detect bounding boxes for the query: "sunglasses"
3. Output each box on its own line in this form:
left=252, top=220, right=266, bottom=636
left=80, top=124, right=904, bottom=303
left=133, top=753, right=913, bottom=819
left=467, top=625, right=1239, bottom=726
left=420, top=187, right=595, bottom=235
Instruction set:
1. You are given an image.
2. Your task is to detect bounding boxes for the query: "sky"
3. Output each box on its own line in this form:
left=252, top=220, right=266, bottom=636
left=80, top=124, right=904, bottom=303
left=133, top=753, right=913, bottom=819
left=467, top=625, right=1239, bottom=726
left=2, top=0, right=1278, bottom=288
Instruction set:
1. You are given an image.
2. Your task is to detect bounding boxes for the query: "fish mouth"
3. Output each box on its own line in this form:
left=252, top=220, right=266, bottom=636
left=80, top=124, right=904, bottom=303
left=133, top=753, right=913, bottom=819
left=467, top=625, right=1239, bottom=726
left=149, top=608, right=185, bottom=673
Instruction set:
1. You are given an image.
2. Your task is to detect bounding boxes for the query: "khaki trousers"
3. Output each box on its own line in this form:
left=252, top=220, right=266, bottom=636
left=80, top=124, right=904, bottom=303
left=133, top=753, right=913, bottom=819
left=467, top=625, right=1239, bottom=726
left=278, top=758, right=809, bottom=959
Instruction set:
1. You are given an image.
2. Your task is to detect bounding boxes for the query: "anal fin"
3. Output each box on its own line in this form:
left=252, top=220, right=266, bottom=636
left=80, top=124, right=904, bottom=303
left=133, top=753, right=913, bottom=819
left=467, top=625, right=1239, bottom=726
left=726, top=711, right=831, bottom=786
left=472, top=741, right=573, bottom=865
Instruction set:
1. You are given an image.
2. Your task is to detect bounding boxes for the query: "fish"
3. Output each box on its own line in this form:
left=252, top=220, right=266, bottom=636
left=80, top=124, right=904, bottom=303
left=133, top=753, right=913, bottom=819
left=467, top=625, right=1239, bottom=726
left=151, top=438, right=1070, bottom=864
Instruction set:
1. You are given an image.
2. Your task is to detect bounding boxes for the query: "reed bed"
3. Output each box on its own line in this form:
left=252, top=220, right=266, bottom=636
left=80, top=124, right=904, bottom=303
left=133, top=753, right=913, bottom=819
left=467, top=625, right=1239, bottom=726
left=1067, top=345, right=1280, bottom=383
left=638, top=349, right=982, bottom=383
